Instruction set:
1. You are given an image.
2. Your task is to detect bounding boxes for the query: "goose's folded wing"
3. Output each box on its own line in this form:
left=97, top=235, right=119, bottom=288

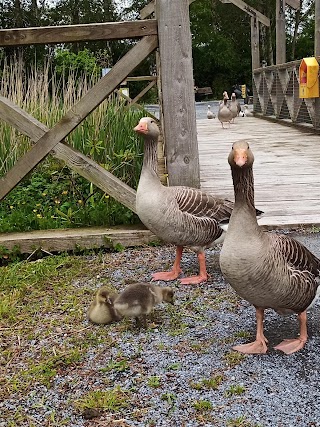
left=270, top=234, right=320, bottom=275
left=172, top=187, right=233, bottom=222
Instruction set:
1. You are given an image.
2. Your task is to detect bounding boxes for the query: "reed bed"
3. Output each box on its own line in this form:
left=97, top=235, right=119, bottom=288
left=0, top=58, right=146, bottom=233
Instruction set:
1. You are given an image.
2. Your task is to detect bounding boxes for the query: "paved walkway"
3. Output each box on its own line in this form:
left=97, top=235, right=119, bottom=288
left=197, top=116, right=320, bottom=228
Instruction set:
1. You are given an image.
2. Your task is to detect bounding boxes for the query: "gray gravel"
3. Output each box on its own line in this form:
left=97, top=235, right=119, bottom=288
left=1, top=229, right=320, bottom=427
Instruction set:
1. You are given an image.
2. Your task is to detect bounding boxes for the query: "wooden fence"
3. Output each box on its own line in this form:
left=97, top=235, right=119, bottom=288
left=253, top=58, right=320, bottom=131
left=0, top=0, right=199, bottom=222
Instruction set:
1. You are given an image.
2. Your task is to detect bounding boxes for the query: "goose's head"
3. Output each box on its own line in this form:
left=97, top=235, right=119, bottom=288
left=162, top=287, right=174, bottom=304
left=96, top=288, right=114, bottom=306
left=134, top=117, right=160, bottom=140
left=228, top=140, right=254, bottom=169
left=231, top=93, right=236, bottom=100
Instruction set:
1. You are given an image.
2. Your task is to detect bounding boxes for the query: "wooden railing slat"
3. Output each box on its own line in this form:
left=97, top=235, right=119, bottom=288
left=0, top=20, right=157, bottom=46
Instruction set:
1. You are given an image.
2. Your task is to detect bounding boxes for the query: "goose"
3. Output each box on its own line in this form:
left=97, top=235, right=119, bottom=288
left=219, top=140, right=320, bottom=354
left=219, top=91, right=229, bottom=107
left=87, top=287, right=122, bottom=324
left=229, top=93, right=241, bottom=122
left=113, top=282, right=174, bottom=327
left=207, top=105, right=215, bottom=119
left=218, top=97, right=233, bottom=129
left=243, top=105, right=253, bottom=117
left=133, top=117, right=234, bottom=285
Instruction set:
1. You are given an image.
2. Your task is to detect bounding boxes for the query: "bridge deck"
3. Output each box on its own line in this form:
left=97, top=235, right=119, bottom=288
left=197, top=116, right=320, bottom=228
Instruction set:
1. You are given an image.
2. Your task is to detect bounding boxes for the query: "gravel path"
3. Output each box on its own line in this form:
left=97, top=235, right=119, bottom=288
left=1, top=230, right=320, bottom=427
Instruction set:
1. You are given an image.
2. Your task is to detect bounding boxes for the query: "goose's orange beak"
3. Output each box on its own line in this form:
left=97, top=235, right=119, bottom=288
left=134, top=121, right=148, bottom=134
left=234, top=149, right=247, bottom=167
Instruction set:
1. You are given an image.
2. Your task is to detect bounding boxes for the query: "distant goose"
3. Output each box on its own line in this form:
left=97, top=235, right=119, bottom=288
left=113, top=282, right=174, bottom=327
left=229, top=93, right=241, bottom=122
left=207, top=105, right=215, bottom=119
left=220, top=140, right=320, bottom=355
left=134, top=117, right=235, bottom=284
left=243, top=105, right=253, bottom=117
left=218, top=97, right=233, bottom=128
left=87, top=287, right=122, bottom=325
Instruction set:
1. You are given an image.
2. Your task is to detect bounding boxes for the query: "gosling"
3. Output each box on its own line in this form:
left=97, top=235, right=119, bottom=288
left=87, top=286, right=122, bottom=325
left=113, top=282, right=174, bottom=328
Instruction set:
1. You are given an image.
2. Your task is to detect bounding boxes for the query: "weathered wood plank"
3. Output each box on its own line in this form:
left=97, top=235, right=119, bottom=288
left=251, top=16, right=260, bottom=70
left=0, top=226, right=158, bottom=254
left=0, top=20, right=157, bottom=46
left=276, top=0, right=286, bottom=64
left=0, top=35, right=158, bottom=201
left=126, top=76, right=157, bottom=82
left=156, top=0, right=200, bottom=188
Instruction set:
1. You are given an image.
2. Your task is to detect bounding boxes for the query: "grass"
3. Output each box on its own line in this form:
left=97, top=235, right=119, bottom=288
left=193, top=399, right=213, bottom=411
left=0, top=57, right=150, bottom=233
left=225, top=384, right=246, bottom=397
left=147, top=376, right=161, bottom=388
left=223, top=351, right=246, bottom=368
left=190, top=374, right=225, bottom=391
left=74, top=387, right=130, bottom=412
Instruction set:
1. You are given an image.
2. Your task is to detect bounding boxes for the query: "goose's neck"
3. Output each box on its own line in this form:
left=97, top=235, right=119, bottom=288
left=232, top=165, right=256, bottom=214
left=142, top=137, right=158, bottom=176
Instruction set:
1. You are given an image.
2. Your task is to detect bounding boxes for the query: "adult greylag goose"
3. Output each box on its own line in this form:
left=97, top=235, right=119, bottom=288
left=207, top=105, right=215, bottom=119
left=113, top=282, right=174, bottom=327
left=133, top=117, right=234, bottom=285
left=218, top=97, right=233, bottom=129
left=220, top=140, right=320, bottom=355
left=229, top=93, right=241, bottom=122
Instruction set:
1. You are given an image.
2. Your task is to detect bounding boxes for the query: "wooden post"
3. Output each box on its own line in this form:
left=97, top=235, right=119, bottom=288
left=156, top=0, right=200, bottom=188
left=315, top=0, right=320, bottom=56
left=276, top=0, right=286, bottom=64
left=251, top=16, right=260, bottom=70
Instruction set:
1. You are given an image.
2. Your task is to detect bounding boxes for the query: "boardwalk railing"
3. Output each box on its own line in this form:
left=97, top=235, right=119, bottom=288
left=253, top=58, right=320, bottom=131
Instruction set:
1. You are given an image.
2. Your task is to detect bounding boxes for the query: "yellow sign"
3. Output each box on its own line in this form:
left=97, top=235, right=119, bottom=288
left=299, top=57, right=319, bottom=98
left=241, top=84, right=246, bottom=98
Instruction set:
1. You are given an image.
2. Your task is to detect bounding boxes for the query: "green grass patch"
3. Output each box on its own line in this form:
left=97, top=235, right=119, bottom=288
left=74, top=386, right=130, bottom=412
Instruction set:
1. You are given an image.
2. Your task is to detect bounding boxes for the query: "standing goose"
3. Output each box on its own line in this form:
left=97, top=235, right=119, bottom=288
left=218, top=97, right=233, bottom=129
left=220, top=140, right=320, bottom=354
left=133, top=117, right=234, bottom=285
left=229, top=93, right=241, bottom=122
left=207, top=105, right=215, bottom=119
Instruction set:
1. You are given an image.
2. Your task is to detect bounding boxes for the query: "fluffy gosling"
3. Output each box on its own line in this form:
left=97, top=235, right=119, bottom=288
left=113, top=282, right=174, bottom=328
left=87, top=286, right=122, bottom=325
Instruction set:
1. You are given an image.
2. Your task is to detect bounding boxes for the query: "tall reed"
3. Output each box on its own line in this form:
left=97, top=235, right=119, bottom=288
left=0, top=58, right=147, bottom=232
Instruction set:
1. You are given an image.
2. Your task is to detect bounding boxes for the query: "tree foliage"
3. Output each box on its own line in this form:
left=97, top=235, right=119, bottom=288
left=0, top=0, right=317, bottom=98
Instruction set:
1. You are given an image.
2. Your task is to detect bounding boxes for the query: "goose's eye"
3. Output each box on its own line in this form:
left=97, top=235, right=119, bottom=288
left=150, top=120, right=154, bottom=123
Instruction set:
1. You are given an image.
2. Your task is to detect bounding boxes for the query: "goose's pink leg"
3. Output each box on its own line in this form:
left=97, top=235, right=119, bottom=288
left=274, top=311, right=308, bottom=355
left=152, top=246, right=183, bottom=281
left=179, top=252, right=208, bottom=285
left=233, top=308, right=268, bottom=354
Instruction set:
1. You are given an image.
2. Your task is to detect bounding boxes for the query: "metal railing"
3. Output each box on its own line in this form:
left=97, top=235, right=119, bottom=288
left=253, top=58, right=320, bottom=131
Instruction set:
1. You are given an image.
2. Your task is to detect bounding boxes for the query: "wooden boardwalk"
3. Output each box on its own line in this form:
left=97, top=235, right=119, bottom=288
left=197, top=116, right=320, bottom=228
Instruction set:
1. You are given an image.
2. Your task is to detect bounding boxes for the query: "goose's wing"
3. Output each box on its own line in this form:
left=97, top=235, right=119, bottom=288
left=270, top=234, right=320, bottom=275
left=172, top=186, right=233, bottom=222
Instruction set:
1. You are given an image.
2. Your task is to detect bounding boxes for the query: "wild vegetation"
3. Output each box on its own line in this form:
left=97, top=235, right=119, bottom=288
left=0, top=58, right=148, bottom=233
